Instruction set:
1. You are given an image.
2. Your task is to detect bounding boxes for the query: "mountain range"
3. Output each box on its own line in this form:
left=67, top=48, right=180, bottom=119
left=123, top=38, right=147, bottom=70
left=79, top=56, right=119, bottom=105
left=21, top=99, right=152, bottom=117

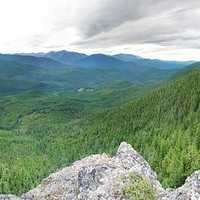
left=0, top=51, right=195, bottom=95
left=19, top=50, right=194, bottom=68
left=0, top=50, right=200, bottom=197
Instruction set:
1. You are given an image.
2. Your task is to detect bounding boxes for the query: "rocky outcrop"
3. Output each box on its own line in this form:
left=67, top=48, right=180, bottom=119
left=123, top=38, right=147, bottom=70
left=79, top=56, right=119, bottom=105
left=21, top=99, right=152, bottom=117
left=0, top=142, right=199, bottom=200
left=159, top=170, right=200, bottom=200
left=0, top=195, right=21, bottom=200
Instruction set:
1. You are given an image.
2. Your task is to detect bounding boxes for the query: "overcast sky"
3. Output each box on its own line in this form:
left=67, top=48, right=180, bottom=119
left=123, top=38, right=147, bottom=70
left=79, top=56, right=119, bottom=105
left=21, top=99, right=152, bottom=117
left=0, top=0, right=200, bottom=60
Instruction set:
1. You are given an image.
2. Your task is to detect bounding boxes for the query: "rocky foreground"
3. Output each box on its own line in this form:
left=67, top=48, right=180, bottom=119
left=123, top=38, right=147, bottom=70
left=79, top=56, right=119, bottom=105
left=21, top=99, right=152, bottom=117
left=0, top=142, right=200, bottom=200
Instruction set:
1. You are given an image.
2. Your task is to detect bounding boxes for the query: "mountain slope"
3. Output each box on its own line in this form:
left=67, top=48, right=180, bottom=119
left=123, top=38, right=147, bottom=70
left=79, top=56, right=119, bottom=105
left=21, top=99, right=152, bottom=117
left=0, top=54, right=66, bottom=69
left=0, top=53, right=180, bottom=95
left=44, top=50, right=87, bottom=64
left=81, top=67, right=200, bottom=187
left=75, top=54, right=127, bottom=68
left=0, top=59, right=50, bottom=94
left=73, top=53, right=178, bottom=85
left=0, top=58, right=71, bottom=95
left=0, top=67, right=200, bottom=195
left=113, top=53, right=143, bottom=62
left=21, top=50, right=87, bottom=64
left=113, top=53, right=194, bottom=69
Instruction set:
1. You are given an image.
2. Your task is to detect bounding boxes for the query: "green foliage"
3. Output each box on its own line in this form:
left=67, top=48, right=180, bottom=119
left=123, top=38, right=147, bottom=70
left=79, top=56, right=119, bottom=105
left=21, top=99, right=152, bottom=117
left=84, top=68, right=200, bottom=188
left=0, top=68, right=200, bottom=195
left=122, top=172, right=155, bottom=200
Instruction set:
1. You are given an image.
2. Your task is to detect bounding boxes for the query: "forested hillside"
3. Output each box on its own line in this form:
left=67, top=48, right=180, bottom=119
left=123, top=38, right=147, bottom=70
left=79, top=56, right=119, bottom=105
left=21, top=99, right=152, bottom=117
left=83, top=67, right=200, bottom=188
left=0, top=66, right=200, bottom=195
left=0, top=53, right=179, bottom=96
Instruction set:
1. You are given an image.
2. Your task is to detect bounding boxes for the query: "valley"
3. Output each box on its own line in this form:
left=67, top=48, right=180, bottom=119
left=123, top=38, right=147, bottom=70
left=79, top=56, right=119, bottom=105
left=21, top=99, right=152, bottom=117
left=0, top=51, right=199, bottom=196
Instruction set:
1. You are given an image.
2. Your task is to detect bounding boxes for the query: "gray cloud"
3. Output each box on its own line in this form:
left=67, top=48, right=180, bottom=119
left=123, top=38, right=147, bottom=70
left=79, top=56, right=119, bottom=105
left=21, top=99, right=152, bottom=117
left=74, top=0, right=199, bottom=37
left=1, top=0, right=200, bottom=60
left=70, top=0, right=200, bottom=54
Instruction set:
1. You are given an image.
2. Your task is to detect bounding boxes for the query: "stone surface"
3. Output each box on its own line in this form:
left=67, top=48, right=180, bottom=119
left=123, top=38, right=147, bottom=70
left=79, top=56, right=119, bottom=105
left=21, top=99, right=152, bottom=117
left=1, top=142, right=200, bottom=200
left=159, top=170, right=200, bottom=200
left=0, top=195, right=21, bottom=200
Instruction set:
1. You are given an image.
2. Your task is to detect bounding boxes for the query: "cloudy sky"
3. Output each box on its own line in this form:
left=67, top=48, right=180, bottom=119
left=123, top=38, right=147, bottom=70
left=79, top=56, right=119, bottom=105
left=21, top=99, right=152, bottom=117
left=0, top=0, right=200, bottom=60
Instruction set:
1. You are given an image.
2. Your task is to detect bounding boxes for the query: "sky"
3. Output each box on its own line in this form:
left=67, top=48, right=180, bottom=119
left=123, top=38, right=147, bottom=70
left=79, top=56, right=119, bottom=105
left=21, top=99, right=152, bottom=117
left=0, top=0, right=200, bottom=60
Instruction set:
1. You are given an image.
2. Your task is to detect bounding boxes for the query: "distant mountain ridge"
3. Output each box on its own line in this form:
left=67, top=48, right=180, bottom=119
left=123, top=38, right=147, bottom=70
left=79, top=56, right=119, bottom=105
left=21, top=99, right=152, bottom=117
left=18, top=50, right=87, bottom=65
left=113, top=53, right=194, bottom=69
left=0, top=51, right=196, bottom=95
left=18, top=51, right=195, bottom=69
left=0, top=54, right=66, bottom=69
left=113, top=53, right=143, bottom=62
left=74, top=53, right=130, bottom=68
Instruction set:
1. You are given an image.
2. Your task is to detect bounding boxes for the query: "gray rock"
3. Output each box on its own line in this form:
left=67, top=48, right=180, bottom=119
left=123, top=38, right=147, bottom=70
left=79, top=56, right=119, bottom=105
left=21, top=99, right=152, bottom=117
left=115, top=142, right=163, bottom=193
left=0, top=195, right=21, bottom=200
left=159, top=170, right=200, bottom=200
left=1, top=142, right=200, bottom=200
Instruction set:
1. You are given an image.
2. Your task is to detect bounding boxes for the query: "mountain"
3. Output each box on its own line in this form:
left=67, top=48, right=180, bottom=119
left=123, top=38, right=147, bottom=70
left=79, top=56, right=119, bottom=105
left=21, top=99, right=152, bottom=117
left=113, top=53, right=194, bottom=69
left=21, top=51, right=194, bottom=70
left=19, top=51, right=195, bottom=69
left=74, top=53, right=178, bottom=77
left=0, top=53, right=181, bottom=95
left=1, top=142, right=199, bottom=200
left=75, top=53, right=128, bottom=68
left=20, top=50, right=87, bottom=65
left=73, top=53, right=179, bottom=85
left=176, top=62, right=200, bottom=75
left=113, top=53, right=142, bottom=62
left=0, top=54, right=73, bottom=95
left=44, top=50, right=87, bottom=64
left=0, top=59, right=50, bottom=94
left=0, top=54, right=66, bottom=69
